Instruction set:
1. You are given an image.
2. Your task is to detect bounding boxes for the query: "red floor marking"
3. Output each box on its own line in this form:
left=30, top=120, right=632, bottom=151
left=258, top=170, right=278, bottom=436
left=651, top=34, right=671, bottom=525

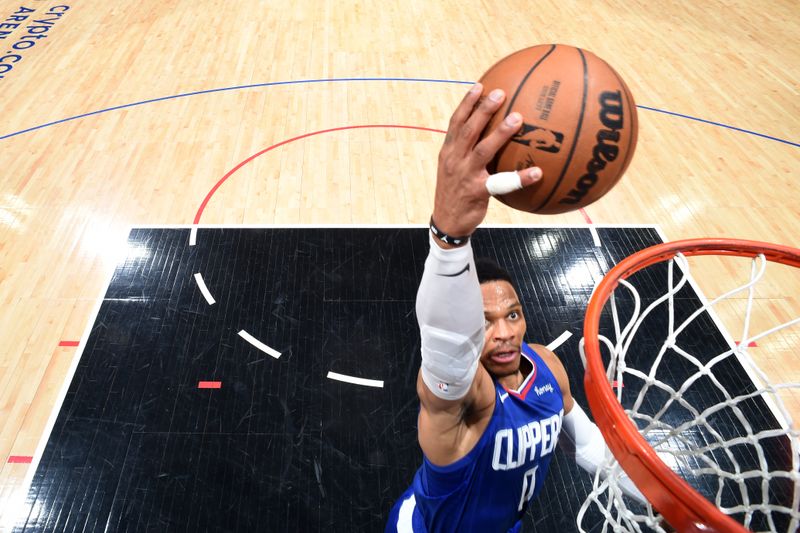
left=198, top=381, right=222, bottom=389
left=735, top=341, right=758, bottom=348
left=579, top=208, right=593, bottom=224
left=58, top=340, right=80, bottom=347
left=194, top=124, right=447, bottom=224
left=8, top=455, right=33, bottom=464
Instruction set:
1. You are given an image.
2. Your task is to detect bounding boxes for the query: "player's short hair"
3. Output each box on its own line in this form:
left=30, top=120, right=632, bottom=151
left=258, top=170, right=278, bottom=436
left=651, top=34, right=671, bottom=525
left=475, top=258, right=517, bottom=290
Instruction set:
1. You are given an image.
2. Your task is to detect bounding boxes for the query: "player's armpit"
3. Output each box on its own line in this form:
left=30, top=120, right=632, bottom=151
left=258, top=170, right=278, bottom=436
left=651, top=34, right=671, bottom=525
left=416, top=366, right=495, bottom=466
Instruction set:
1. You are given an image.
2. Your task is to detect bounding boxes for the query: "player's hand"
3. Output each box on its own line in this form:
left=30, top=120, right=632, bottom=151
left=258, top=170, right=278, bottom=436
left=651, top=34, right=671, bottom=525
left=432, top=83, right=542, bottom=240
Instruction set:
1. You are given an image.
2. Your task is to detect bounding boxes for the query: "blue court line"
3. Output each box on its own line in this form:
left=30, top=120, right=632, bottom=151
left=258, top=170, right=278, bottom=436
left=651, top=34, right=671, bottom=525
left=637, top=105, right=799, bottom=148
left=0, top=78, right=472, bottom=141
left=1, top=77, right=797, bottom=148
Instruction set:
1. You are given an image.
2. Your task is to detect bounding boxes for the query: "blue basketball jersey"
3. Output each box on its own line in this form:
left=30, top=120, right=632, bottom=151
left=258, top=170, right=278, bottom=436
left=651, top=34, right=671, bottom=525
left=387, top=344, right=565, bottom=533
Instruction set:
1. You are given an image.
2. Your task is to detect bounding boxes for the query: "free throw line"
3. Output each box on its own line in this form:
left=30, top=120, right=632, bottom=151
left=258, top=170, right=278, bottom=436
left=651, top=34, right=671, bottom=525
left=193, top=273, right=216, bottom=305
left=546, top=330, right=573, bottom=352
left=238, top=330, right=281, bottom=359
left=327, top=371, right=384, bottom=388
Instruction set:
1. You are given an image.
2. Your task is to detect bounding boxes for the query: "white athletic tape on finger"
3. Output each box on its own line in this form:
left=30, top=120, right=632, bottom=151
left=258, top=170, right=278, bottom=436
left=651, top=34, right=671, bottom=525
left=485, top=172, right=522, bottom=196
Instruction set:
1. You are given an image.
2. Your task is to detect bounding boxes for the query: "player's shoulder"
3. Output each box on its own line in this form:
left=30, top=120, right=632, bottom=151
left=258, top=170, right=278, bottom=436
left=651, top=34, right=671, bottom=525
left=527, top=343, right=575, bottom=412
left=527, top=343, right=569, bottom=381
left=527, top=343, right=560, bottom=366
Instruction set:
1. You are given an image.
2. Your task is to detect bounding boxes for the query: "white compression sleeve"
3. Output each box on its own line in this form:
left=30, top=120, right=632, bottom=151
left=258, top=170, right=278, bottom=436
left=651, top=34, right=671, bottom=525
left=416, top=233, right=485, bottom=401
left=562, top=403, right=647, bottom=505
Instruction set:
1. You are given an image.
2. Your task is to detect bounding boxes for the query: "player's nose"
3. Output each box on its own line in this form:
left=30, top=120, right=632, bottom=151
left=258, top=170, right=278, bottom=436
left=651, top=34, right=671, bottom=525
left=493, top=318, right=513, bottom=340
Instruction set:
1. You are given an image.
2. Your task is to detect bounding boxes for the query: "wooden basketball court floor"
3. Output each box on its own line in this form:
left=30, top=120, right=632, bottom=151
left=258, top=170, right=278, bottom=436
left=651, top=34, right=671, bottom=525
left=1, top=1, right=798, bottom=531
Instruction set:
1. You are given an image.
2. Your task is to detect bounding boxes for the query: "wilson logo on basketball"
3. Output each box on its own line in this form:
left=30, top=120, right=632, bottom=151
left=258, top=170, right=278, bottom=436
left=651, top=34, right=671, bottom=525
left=559, top=90, right=623, bottom=206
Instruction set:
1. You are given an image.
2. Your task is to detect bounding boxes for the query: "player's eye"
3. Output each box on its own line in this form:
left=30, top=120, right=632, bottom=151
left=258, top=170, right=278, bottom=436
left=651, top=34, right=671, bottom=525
left=508, top=311, right=519, bottom=320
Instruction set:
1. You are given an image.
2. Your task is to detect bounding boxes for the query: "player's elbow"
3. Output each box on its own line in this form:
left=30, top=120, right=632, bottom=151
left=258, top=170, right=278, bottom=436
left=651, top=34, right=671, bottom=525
left=418, top=324, right=483, bottom=401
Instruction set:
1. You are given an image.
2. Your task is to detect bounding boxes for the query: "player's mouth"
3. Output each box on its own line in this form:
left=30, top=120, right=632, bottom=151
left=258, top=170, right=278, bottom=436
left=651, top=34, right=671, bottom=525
left=489, top=349, right=518, bottom=365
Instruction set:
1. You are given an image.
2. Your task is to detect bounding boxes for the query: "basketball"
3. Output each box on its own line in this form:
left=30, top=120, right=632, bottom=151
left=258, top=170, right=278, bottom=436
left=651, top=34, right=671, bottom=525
left=480, top=44, right=638, bottom=214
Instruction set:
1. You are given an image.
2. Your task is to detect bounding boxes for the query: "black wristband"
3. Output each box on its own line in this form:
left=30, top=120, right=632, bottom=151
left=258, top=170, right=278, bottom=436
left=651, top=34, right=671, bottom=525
left=429, top=217, right=471, bottom=247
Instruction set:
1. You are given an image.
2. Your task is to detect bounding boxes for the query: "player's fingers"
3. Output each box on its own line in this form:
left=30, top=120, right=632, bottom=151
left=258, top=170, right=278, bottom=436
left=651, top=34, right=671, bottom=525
left=458, top=88, right=506, bottom=147
left=472, top=111, right=523, bottom=166
left=485, top=168, right=542, bottom=196
left=517, top=166, right=543, bottom=189
left=446, top=83, right=483, bottom=139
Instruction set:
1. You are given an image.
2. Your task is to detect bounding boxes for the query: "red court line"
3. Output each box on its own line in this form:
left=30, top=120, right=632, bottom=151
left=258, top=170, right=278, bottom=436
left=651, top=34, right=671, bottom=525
left=198, top=381, right=222, bottom=389
left=735, top=341, right=758, bottom=348
left=58, top=340, right=80, bottom=347
left=194, top=124, right=447, bottom=224
left=579, top=208, right=593, bottom=224
left=8, top=455, right=33, bottom=464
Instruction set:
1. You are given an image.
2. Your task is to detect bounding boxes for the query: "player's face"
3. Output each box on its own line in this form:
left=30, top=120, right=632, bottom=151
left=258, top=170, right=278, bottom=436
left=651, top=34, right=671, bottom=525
left=479, top=280, right=526, bottom=378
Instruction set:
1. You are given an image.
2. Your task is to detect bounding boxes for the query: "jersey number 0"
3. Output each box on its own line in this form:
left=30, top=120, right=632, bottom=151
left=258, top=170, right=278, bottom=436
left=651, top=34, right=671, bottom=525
left=517, top=465, right=539, bottom=511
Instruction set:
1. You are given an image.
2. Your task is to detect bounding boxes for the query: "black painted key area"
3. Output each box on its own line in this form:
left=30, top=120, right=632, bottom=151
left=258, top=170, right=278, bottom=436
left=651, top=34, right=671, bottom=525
left=13, top=227, right=789, bottom=532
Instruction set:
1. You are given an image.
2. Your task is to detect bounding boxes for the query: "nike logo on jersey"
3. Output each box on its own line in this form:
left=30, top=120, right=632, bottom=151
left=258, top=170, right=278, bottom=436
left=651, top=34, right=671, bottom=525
left=437, top=264, right=470, bottom=277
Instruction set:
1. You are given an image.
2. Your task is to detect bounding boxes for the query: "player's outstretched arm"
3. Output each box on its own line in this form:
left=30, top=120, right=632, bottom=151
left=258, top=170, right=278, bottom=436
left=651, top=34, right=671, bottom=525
left=562, top=401, right=647, bottom=505
left=539, top=344, right=647, bottom=505
left=415, top=84, right=541, bottom=465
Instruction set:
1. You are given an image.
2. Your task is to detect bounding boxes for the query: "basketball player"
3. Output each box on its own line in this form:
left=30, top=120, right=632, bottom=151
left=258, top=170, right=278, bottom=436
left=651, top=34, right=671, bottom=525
left=386, top=84, right=643, bottom=532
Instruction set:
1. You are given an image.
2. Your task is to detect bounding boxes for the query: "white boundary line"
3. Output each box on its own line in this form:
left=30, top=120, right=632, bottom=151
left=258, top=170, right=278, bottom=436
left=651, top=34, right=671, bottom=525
left=193, top=273, right=215, bottom=305
left=162, top=223, right=660, bottom=250
left=129, top=223, right=663, bottom=230
left=589, top=226, right=601, bottom=247
left=327, top=371, right=384, bottom=388
left=2, top=239, right=121, bottom=530
left=653, top=225, right=670, bottom=243
left=661, top=234, right=791, bottom=430
left=238, top=329, right=281, bottom=359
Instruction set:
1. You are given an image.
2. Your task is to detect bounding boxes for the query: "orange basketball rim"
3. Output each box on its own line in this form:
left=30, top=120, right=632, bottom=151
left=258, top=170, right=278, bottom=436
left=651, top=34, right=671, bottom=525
left=582, top=238, right=800, bottom=533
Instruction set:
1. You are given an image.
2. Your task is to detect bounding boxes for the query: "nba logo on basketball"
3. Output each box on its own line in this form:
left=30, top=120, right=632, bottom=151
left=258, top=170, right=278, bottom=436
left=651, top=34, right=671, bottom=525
left=511, top=123, right=564, bottom=153
left=437, top=382, right=449, bottom=392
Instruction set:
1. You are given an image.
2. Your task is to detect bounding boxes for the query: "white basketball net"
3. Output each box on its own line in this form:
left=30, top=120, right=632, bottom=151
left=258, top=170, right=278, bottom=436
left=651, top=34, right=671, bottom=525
left=576, top=252, right=800, bottom=532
